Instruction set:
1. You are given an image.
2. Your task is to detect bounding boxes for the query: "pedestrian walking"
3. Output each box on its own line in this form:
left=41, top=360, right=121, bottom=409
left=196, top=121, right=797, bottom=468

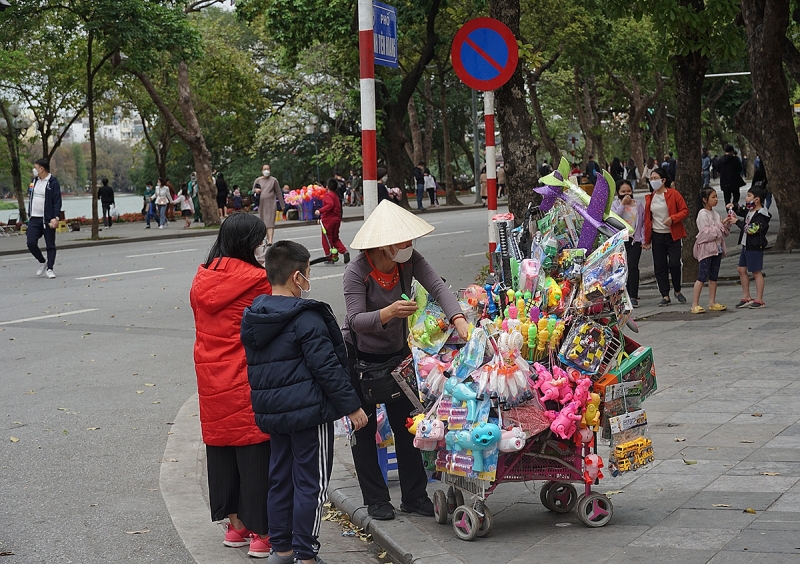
left=624, top=157, right=639, bottom=191
left=98, top=177, right=115, bottom=228
left=241, top=240, right=367, bottom=564
left=27, top=158, right=62, bottom=279
left=642, top=156, right=656, bottom=192
left=189, top=171, right=203, bottom=223
left=496, top=163, right=506, bottom=198
left=315, top=178, right=350, bottom=264
left=143, top=181, right=155, bottom=229
left=585, top=155, right=601, bottom=185
left=611, top=180, right=644, bottom=307
left=216, top=173, right=229, bottom=220
left=643, top=167, right=689, bottom=306
left=691, top=187, right=735, bottom=314
left=717, top=145, right=745, bottom=206
left=342, top=200, right=470, bottom=521
left=479, top=166, right=487, bottom=206
left=254, top=164, right=284, bottom=245
left=701, top=148, right=711, bottom=188
left=423, top=168, right=439, bottom=207
left=190, top=212, right=273, bottom=558
left=151, top=179, right=171, bottom=229
left=173, top=183, right=195, bottom=229
left=728, top=185, right=771, bottom=309
left=610, top=157, right=624, bottom=187
left=413, top=161, right=426, bottom=211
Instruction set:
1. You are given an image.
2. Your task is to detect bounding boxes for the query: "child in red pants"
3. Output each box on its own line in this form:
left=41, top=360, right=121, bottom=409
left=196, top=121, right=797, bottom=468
left=316, top=178, right=349, bottom=264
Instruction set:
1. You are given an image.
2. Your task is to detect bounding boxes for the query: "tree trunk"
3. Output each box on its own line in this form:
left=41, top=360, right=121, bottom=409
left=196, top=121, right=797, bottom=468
left=575, top=70, right=605, bottom=166
left=489, top=0, right=540, bottom=222
left=737, top=0, right=800, bottom=249
left=672, top=49, right=707, bottom=282
left=0, top=102, right=27, bottom=223
left=438, top=69, right=461, bottom=206
left=528, top=74, right=560, bottom=160
left=407, top=96, right=423, bottom=165
left=423, top=77, right=434, bottom=163
left=88, top=31, right=100, bottom=240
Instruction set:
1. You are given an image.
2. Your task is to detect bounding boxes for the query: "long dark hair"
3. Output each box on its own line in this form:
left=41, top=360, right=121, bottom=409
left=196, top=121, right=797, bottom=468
left=696, top=186, right=715, bottom=219
left=203, top=212, right=266, bottom=270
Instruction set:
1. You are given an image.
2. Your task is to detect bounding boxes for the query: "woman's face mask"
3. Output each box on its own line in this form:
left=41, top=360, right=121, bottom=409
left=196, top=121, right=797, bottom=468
left=650, top=178, right=663, bottom=191
left=386, top=243, right=413, bottom=263
left=262, top=169, right=270, bottom=177
left=254, top=241, right=267, bottom=266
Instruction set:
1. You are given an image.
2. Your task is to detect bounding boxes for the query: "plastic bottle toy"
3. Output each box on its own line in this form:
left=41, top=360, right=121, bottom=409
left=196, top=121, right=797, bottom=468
left=455, top=422, right=502, bottom=473
left=414, top=419, right=445, bottom=451
left=581, top=392, right=601, bottom=431
left=550, top=400, right=583, bottom=439
left=498, top=427, right=526, bottom=452
left=526, top=324, right=537, bottom=361
left=451, top=329, right=487, bottom=381
left=584, top=453, right=604, bottom=484
left=444, top=376, right=478, bottom=422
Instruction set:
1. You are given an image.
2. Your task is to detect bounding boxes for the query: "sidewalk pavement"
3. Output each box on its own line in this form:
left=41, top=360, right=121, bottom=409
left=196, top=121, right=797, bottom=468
left=0, top=194, right=489, bottom=257
left=329, top=250, right=800, bottom=564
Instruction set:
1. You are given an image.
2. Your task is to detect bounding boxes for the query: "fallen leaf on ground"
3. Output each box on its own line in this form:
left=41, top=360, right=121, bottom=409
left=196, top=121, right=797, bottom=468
left=0, top=551, right=15, bottom=556
left=743, top=508, right=756, bottom=514
left=90, top=503, right=98, bottom=507
left=125, top=530, right=150, bottom=535
left=712, top=504, right=731, bottom=507
left=674, top=438, right=686, bottom=442
left=144, top=383, right=155, bottom=387
left=760, top=472, right=779, bottom=476
left=165, top=458, right=178, bottom=462
left=9, top=437, right=19, bottom=443
left=57, top=407, right=68, bottom=411
left=683, top=459, right=698, bottom=465
left=152, top=401, right=160, bottom=405
left=603, top=490, right=625, bottom=496
left=377, top=550, right=387, bottom=559
left=136, top=391, right=144, bottom=394
left=708, top=447, right=719, bottom=450
left=86, top=427, right=100, bottom=431
left=751, top=413, right=762, bottom=417
left=740, top=440, right=754, bottom=444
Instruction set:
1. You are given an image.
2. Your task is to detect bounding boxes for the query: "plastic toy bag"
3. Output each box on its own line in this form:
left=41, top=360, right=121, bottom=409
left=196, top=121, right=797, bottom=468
left=375, top=404, right=394, bottom=447
left=581, top=230, right=628, bottom=302
left=607, top=409, right=653, bottom=476
left=600, top=380, right=643, bottom=439
left=409, top=300, right=452, bottom=355
left=558, top=320, right=609, bottom=374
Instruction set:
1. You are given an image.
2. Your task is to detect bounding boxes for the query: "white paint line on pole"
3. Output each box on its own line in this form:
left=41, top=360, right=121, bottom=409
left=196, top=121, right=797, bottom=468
left=0, top=308, right=99, bottom=326
left=75, top=267, right=164, bottom=280
left=126, top=249, right=197, bottom=258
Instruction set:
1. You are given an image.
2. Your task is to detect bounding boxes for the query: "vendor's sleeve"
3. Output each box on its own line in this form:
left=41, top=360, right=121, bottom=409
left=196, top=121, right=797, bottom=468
left=343, top=267, right=384, bottom=333
left=412, top=252, right=462, bottom=321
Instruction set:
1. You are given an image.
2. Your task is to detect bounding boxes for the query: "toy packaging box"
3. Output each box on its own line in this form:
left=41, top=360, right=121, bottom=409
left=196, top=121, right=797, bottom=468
left=611, top=345, right=656, bottom=400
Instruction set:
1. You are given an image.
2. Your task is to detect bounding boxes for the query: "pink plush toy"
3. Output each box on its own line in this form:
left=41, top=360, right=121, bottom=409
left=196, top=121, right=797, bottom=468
left=572, top=377, right=593, bottom=408
left=498, top=427, right=526, bottom=452
left=550, top=400, right=583, bottom=439
left=533, top=363, right=566, bottom=402
left=584, top=453, right=604, bottom=484
left=414, top=419, right=445, bottom=451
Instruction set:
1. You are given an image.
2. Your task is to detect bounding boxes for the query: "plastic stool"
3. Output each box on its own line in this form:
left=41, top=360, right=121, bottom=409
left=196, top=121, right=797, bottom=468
left=377, top=445, right=398, bottom=485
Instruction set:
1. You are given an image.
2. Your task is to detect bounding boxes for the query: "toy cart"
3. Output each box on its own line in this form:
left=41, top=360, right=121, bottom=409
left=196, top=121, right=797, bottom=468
left=432, top=433, right=613, bottom=541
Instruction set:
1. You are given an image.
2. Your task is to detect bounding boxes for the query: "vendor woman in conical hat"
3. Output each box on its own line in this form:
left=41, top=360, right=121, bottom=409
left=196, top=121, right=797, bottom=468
left=342, top=200, right=469, bottom=522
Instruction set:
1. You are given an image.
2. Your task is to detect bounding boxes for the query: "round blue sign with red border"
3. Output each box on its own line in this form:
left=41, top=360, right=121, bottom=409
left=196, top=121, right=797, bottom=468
left=451, top=17, right=519, bottom=91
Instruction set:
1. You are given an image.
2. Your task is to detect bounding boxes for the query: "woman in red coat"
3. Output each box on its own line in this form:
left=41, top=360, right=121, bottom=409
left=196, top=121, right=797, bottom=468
left=190, top=212, right=273, bottom=558
left=643, top=167, right=690, bottom=306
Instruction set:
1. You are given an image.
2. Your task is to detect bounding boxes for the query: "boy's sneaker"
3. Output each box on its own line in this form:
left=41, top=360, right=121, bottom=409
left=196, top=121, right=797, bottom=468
left=45, top=269, right=56, bottom=279
left=266, top=550, right=295, bottom=564
left=658, top=298, right=670, bottom=307
left=367, top=502, right=395, bottom=520
left=247, top=535, right=272, bottom=558
left=400, top=495, right=434, bottom=517
left=36, top=263, right=46, bottom=277
left=223, top=523, right=252, bottom=548
left=748, top=300, right=766, bottom=309
left=735, top=299, right=753, bottom=309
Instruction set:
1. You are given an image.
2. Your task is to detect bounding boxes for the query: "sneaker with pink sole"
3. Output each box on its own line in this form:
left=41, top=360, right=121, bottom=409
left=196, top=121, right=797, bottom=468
left=223, top=523, right=252, bottom=548
left=247, top=534, right=272, bottom=558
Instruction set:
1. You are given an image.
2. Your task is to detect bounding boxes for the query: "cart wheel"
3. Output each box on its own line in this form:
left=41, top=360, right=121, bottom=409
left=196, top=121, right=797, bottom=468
left=546, top=482, right=578, bottom=514
left=476, top=505, right=493, bottom=537
left=433, top=490, right=448, bottom=524
left=452, top=505, right=480, bottom=541
left=454, top=488, right=465, bottom=509
left=576, top=493, right=613, bottom=527
left=539, top=481, right=556, bottom=510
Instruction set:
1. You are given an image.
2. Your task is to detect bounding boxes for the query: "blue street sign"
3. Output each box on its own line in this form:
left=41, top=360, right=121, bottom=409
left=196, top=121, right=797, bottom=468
left=373, top=1, right=398, bottom=68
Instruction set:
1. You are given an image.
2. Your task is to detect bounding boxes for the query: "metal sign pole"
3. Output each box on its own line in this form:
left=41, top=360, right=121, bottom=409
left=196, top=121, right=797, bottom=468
left=358, top=0, right=378, bottom=219
left=485, top=91, right=497, bottom=262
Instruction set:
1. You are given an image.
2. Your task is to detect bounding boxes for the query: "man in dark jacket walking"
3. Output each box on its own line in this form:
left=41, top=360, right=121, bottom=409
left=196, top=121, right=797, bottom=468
left=241, top=240, right=366, bottom=564
left=717, top=145, right=745, bottom=205
left=412, top=161, right=426, bottom=210
left=27, top=158, right=62, bottom=279
left=98, top=177, right=115, bottom=228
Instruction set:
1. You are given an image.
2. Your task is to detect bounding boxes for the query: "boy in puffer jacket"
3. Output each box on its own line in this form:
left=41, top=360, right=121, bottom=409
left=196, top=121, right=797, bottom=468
left=241, top=240, right=367, bottom=564
left=727, top=185, right=771, bottom=309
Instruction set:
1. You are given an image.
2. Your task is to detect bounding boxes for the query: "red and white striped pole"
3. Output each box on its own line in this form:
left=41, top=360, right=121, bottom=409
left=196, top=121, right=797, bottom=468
left=358, top=0, right=378, bottom=219
left=484, top=91, right=497, bottom=260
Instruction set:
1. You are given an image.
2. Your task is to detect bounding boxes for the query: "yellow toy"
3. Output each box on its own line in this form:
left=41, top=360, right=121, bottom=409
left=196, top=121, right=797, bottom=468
left=405, top=413, right=425, bottom=435
left=581, top=392, right=601, bottom=431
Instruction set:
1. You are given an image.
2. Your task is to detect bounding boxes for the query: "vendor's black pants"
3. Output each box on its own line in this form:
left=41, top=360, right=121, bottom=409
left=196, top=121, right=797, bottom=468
left=346, top=343, right=428, bottom=507
left=651, top=232, right=683, bottom=298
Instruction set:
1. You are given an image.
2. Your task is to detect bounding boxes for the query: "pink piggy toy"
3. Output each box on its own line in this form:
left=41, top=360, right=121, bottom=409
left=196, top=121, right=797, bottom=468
left=414, top=418, right=445, bottom=451
left=571, top=377, right=593, bottom=408
left=552, top=365, right=574, bottom=404
left=584, top=453, right=604, bottom=484
left=533, top=363, right=566, bottom=402
left=550, top=400, right=582, bottom=440
left=498, top=427, right=526, bottom=452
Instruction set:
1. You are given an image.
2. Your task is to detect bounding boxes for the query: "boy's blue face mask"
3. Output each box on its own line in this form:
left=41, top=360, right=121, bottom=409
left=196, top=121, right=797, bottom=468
left=745, top=200, right=756, bottom=210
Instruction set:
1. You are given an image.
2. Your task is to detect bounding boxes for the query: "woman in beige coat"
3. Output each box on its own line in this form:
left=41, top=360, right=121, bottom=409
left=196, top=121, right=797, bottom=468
left=253, top=164, right=284, bottom=245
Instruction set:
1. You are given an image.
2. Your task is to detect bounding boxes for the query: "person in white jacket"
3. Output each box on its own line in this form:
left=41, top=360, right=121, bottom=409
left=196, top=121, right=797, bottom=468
left=173, top=183, right=195, bottom=229
left=150, top=179, right=171, bottom=228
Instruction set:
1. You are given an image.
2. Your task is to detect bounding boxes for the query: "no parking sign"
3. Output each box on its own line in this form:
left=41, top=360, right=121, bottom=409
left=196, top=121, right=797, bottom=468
left=451, top=17, right=518, bottom=91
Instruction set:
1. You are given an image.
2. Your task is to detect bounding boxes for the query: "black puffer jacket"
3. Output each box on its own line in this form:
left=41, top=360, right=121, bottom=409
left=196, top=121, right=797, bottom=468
left=241, top=296, right=361, bottom=435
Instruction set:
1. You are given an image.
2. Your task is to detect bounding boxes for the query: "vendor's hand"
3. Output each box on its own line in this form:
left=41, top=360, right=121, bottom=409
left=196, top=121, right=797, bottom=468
left=48, top=218, right=59, bottom=229
left=663, top=216, right=673, bottom=227
left=643, top=243, right=652, bottom=251
left=390, top=299, right=418, bottom=319
left=453, top=317, right=470, bottom=340
left=348, top=408, right=368, bottom=431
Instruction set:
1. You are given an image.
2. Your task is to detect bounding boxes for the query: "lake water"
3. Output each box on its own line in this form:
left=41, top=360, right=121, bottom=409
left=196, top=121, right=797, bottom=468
left=2, top=194, right=146, bottom=224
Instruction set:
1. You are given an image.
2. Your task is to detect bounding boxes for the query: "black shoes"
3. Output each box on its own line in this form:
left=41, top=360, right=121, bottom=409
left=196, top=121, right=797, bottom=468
left=368, top=502, right=395, bottom=521
left=344, top=251, right=350, bottom=264
left=399, top=496, right=434, bottom=517
left=675, top=292, right=687, bottom=304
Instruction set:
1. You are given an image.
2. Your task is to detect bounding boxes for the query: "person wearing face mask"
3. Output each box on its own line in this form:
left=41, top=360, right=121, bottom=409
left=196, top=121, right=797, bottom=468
left=188, top=171, right=203, bottom=224
left=242, top=240, right=367, bottom=564
left=341, top=199, right=470, bottom=521
left=189, top=212, right=273, bottom=557
left=643, top=167, right=689, bottom=306
left=254, top=164, right=284, bottom=245
left=611, top=180, right=645, bottom=307
left=27, top=158, right=62, bottom=279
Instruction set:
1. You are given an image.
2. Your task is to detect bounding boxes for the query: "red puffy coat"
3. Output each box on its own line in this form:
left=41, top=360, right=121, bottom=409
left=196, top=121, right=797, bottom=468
left=190, top=257, right=272, bottom=446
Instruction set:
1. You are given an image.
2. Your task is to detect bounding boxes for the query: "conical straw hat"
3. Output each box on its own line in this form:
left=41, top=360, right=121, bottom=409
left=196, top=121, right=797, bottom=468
left=350, top=199, right=435, bottom=249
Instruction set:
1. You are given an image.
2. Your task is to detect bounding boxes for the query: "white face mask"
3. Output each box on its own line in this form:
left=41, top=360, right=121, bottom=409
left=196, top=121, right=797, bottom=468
left=297, top=272, right=311, bottom=299
left=650, top=179, right=663, bottom=191
left=33, top=168, right=39, bottom=177
left=387, top=244, right=413, bottom=263
left=263, top=169, right=270, bottom=177
left=254, top=242, right=267, bottom=266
